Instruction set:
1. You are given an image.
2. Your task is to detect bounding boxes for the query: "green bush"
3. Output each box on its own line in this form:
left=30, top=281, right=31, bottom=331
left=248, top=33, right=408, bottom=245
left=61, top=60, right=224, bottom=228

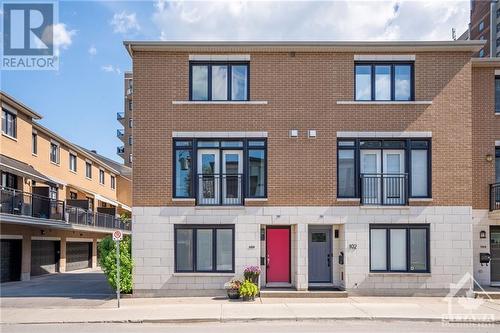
left=239, top=280, right=258, bottom=297
left=98, top=235, right=133, bottom=293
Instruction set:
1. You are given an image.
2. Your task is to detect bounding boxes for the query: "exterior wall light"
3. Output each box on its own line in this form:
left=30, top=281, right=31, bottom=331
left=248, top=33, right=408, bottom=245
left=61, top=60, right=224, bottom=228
left=308, top=130, right=317, bottom=138
left=289, top=129, right=298, bottom=138
left=480, top=230, right=487, bottom=239
left=486, top=154, right=493, bottom=162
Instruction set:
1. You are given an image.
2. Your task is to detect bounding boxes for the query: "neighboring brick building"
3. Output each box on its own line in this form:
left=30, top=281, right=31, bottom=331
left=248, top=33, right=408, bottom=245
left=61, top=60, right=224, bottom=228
left=117, top=71, right=133, bottom=166
left=468, top=0, right=500, bottom=57
left=0, top=91, right=132, bottom=282
left=125, top=40, right=499, bottom=297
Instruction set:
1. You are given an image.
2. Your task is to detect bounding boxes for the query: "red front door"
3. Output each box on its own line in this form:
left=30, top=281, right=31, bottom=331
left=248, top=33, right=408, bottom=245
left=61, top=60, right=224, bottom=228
left=266, top=227, right=290, bottom=283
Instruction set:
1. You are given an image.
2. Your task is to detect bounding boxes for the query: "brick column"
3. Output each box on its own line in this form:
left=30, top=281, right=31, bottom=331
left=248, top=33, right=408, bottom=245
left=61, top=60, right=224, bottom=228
left=92, top=238, right=98, bottom=269
left=59, top=238, right=66, bottom=273
left=20, top=232, right=31, bottom=281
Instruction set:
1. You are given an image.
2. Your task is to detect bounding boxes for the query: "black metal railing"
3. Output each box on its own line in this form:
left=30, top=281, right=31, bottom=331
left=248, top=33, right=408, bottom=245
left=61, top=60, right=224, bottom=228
left=360, top=173, right=408, bottom=206
left=117, top=112, right=125, bottom=120
left=491, top=183, right=500, bottom=211
left=197, top=173, right=243, bottom=206
left=1, top=187, right=64, bottom=220
left=0, top=187, right=131, bottom=230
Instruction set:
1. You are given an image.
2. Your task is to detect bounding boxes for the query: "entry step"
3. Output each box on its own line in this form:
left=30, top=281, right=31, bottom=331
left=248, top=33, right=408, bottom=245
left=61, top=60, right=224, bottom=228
left=260, top=289, right=348, bottom=298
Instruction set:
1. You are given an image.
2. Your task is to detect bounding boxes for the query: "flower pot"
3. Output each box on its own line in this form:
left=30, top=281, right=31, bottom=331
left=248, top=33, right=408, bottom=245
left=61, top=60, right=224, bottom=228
left=227, top=289, right=240, bottom=300
left=242, top=295, right=255, bottom=302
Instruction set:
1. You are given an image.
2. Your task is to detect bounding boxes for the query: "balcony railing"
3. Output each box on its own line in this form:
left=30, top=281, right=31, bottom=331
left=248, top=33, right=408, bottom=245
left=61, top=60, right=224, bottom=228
left=117, top=112, right=125, bottom=120
left=0, top=187, right=130, bottom=230
left=116, top=129, right=124, bottom=138
left=491, top=183, right=500, bottom=211
left=197, top=173, right=243, bottom=206
left=360, top=173, right=408, bottom=206
left=117, top=146, right=125, bottom=155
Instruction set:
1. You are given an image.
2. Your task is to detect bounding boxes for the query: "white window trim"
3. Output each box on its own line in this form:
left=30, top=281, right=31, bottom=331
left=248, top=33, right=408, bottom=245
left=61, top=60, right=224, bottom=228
left=337, top=131, right=432, bottom=138
left=336, top=101, right=432, bottom=105
left=0, top=235, right=23, bottom=240
left=354, top=54, right=415, bottom=61
left=172, top=131, right=268, bottom=138
left=172, top=100, right=268, bottom=105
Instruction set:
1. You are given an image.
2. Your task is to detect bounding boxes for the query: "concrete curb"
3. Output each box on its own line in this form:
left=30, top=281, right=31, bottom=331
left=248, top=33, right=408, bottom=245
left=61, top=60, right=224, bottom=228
left=2, top=316, right=500, bottom=325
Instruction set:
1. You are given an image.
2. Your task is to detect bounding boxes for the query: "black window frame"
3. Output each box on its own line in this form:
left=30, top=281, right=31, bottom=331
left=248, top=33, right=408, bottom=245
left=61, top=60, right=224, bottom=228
left=49, top=142, right=59, bottom=164
left=85, top=162, right=92, bottom=179
left=32, top=132, right=37, bottom=155
left=69, top=153, right=77, bottom=172
left=172, top=138, right=267, bottom=203
left=111, top=175, right=116, bottom=190
left=2, top=109, right=17, bottom=138
left=336, top=138, right=432, bottom=199
left=495, top=76, right=500, bottom=114
left=189, top=62, right=250, bottom=101
left=354, top=62, right=415, bottom=101
left=369, top=224, right=430, bottom=273
left=174, top=224, right=235, bottom=273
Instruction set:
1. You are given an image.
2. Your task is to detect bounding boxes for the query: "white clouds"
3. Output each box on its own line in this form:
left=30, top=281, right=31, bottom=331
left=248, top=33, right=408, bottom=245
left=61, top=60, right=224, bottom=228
left=88, top=45, right=97, bottom=56
left=101, top=64, right=121, bottom=74
left=151, top=1, right=469, bottom=41
left=110, top=11, right=140, bottom=34
left=52, top=23, right=76, bottom=49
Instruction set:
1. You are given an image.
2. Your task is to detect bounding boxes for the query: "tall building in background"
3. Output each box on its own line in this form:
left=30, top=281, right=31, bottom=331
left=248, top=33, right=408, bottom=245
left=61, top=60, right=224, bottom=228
left=469, top=0, right=500, bottom=57
left=117, top=71, right=133, bottom=166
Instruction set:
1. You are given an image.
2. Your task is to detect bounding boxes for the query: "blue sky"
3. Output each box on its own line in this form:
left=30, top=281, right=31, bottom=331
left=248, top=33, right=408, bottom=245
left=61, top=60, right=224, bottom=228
left=1, top=0, right=470, bottom=163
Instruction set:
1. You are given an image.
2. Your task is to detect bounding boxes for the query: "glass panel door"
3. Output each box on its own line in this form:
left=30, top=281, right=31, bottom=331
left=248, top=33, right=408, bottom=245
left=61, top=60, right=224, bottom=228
left=197, top=150, right=219, bottom=205
left=222, top=151, right=242, bottom=205
left=383, top=150, right=405, bottom=205
left=360, top=150, right=381, bottom=204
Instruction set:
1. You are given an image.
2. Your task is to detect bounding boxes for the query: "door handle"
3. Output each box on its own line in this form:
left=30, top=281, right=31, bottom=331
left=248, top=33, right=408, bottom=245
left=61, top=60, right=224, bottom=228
left=327, top=253, right=331, bottom=267
left=267, top=254, right=270, bottom=267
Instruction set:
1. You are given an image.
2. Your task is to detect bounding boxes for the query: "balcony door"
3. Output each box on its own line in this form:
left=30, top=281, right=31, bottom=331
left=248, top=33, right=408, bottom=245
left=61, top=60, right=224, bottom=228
left=383, top=150, right=405, bottom=205
left=198, top=150, right=220, bottom=205
left=222, top=151, right=243, bottom=205
left=360, top=150, right=381, bottom=204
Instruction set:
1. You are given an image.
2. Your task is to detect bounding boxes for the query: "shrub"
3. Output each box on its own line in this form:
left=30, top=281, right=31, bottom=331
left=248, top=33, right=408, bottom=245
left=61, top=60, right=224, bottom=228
left=239, top=280, right=258, bottom=297
left=224, top=278, right=243, bottom=290
left=98, top=235, right=133, bottom=293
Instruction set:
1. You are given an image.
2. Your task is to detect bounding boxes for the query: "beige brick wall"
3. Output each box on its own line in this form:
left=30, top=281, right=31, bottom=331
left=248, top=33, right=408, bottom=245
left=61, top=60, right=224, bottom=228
left=132, top=51, right=473, bottom=207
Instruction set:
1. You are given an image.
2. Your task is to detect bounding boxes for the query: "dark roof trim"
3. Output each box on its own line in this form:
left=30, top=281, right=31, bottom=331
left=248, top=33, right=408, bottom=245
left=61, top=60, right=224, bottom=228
left=1, top=91, right=43, bottom=120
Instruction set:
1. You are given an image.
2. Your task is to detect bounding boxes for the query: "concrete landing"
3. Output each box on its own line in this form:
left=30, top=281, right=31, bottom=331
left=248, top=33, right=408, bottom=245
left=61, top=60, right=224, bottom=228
left=260, top=289, right=348, bottom=298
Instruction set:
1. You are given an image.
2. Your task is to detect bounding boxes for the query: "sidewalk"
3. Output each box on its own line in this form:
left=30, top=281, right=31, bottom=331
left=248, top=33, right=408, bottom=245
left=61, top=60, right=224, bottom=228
left=1, top=297, right=500, bottom=324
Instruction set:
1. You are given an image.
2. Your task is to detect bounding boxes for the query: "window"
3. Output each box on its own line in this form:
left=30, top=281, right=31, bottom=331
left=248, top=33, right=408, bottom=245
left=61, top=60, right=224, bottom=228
left=85, top=162, right=92, bottom=179
left=1, top=172, right=17, bottom=189
left=50, top=143, right=59, bottom=164
left=497, top=8, right=500, bottom=18
left=128, top=154, right=132, bottom=163
left=175, top=225, right=234, bottom=272
left=174, top=141, right=193, bottom=198
left=480, top=35, right=485, bottom=41
left=479, top=48, right=485, bottom=58
left=128, top=136, right=133, bottom=146
left=496, top=147, right=500, bottom=183
left=129, top=118, right=133, bottom=128
left=70, top=192, right=77, bottom=200
left=370, top=224, right=430, bottom=273
left=128, top=100, right=132, bottom=111
left=32, top=132, right=37, bottom=155
left=337, top=139, right=431, bottom=200
left=479, top=20, right=484, bottom=32
left=495, top=77, right=500, bottom=114
left=69, top=153, right=77, bottom=172
left=111, top=175, right=116, bottom=190
left=2, top=109, right=16, bottom=138
left=173, top=139, right=267, bottom=202
left=99, top=169, right=105, bottom=185
left=190, top=63, right=249, bottom=101
left=355, top=63, right=413, bottom=101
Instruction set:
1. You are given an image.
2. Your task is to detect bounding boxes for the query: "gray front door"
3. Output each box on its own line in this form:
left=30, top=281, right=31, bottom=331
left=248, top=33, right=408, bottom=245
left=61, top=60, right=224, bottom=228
left=308, top=226, right=332, bottom=283
left=491, top=227, right=500, bottom=284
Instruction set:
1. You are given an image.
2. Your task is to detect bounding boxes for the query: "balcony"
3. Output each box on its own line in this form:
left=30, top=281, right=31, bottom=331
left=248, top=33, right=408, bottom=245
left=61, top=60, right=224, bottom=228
left=491, top=183, right=500, bottom=211
left=117, top=112, right=125, bottom=120
left=0, top=187, right=130, bottom=230
left=126, top=88, right=133, bottom=96
left=117, top=146, right=125, bottom=155
left=116, top=129, right=124, bottom=138
left=360, top=173, right=408, bottom=206
left=197, top=173, right=243, bottom=206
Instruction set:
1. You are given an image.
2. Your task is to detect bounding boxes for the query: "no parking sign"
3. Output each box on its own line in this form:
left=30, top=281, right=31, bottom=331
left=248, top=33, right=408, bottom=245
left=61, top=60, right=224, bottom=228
left=113, top=230, right=123, bottom=241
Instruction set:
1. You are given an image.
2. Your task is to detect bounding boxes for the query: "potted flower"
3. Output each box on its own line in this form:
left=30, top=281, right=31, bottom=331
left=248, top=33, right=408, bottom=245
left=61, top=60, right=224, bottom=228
left=239, top=280, right=258, bottom=301
left=224, top=278, right=242, bottom=299
left=243, top=266, right=261, bottom=285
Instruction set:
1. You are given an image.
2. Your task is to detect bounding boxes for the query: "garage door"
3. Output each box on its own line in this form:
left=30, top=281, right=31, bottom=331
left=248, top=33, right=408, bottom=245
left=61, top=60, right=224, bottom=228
left=66, top=242, right=91, bottom=271
left=1, top=239, right=22, bottom=282
left=31, top=240, right=60, bottom=276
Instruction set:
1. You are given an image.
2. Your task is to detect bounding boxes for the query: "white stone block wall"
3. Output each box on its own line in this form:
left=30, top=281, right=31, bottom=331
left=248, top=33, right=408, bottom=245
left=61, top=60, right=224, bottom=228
left=472, top=209, right=500, bottom=286
left=132, top=205, right=473, bottom=296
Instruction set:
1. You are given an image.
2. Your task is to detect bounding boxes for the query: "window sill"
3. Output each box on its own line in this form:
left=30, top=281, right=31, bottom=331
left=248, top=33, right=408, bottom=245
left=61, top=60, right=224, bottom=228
left=69, top=170, right=77, bottom=174
left=245, top=198, right=268, bottom=202
left=336, top=101, right=433, bottom=105
left=336, top=198, right=360, bottom=202
left=85, top=177, right=92, bottom=181
left=360, top=205, right=410, bottom=210
left=173, top=272, right=235, bottom=277
left=172, top=101, right=268, bottom=105
left=368, top=272, right=431, bottom=277
left=32, top=153, right=37, bottom=157
left=50, top=161, right=60, bottom=167
left=495, top=113, right=500, bottom=116
left=195, top=206, right=245, bottom=210
left=172, top=198, right=195, bottom=202
left=409, top=198, right=433, bottom=202
left=2, top=133, right=17, bottom=142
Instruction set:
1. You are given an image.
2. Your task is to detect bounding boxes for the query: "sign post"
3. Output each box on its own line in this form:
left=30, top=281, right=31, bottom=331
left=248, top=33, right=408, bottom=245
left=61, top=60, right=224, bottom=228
left=112, top=230, right=123, bottom=309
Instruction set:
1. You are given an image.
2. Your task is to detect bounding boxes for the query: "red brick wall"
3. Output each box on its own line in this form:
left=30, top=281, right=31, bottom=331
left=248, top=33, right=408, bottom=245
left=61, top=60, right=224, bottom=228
left=132, top=51, right=473, bottom=207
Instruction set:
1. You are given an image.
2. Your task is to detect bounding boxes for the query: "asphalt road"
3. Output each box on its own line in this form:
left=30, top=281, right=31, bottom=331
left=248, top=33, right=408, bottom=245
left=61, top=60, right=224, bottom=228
left=1, top=321, right=499, bottom=333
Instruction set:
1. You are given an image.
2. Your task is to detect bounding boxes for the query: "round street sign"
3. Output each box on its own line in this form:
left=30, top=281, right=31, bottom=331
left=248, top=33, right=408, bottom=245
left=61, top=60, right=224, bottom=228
left=113, top=230, right=123, bottom=241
